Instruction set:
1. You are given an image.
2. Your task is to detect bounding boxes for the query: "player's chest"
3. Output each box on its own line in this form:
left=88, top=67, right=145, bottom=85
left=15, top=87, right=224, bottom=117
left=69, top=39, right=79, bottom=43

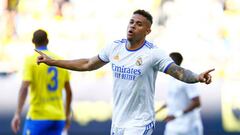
left=109, top=50, right=152, bottom=75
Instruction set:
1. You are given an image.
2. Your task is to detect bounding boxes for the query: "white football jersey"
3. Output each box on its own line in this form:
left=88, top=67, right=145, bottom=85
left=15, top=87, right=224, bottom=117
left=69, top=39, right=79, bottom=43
left=98, top=39, right=173, bottom=128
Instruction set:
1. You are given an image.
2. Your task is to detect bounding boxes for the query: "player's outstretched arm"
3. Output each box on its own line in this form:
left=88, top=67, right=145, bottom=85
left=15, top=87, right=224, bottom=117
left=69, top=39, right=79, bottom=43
left=35, top=49, right=107, bottom=71
left=166, top=63, right=214, bottom=84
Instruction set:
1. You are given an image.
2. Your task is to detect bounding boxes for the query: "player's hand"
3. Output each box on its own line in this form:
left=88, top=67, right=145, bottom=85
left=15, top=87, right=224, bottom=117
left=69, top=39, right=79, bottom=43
left=197, top=68, right=215, bottom=84
left=34, top=49, right=53, bottom=65
left=164, top=115, right=175, bottom=122
left=11, top=114, right=21, bottom=134
left=64, top=116, right=71, bottom=130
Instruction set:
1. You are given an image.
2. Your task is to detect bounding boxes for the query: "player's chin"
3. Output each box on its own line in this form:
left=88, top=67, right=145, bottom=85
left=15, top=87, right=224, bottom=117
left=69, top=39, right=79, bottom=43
left=127, top=34, right=134, bottom=40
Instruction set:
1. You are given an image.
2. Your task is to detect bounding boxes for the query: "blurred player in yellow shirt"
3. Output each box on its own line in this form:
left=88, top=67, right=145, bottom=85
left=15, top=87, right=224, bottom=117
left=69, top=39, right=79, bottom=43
left=11, top=29, right=72, bottom=135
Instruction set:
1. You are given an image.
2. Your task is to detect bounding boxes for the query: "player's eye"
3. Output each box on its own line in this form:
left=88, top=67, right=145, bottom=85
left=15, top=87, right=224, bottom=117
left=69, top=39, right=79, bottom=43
left=137, top=22, right=142, bottom=26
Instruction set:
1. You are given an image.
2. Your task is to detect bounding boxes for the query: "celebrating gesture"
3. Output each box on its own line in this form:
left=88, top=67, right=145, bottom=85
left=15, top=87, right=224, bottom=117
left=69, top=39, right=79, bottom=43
left=34, top=10, right=214, bottom=135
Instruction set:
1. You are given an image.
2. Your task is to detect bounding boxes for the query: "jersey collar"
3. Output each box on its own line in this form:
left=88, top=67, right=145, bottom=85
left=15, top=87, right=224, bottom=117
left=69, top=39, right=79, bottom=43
left=125, top=40, right=146, bottom=52
left=36, top=46, right=47, bottom=50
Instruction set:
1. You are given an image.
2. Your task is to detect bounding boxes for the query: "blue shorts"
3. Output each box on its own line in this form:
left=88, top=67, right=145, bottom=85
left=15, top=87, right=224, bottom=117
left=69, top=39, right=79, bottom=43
left=23, top=119, right=65, bottom=135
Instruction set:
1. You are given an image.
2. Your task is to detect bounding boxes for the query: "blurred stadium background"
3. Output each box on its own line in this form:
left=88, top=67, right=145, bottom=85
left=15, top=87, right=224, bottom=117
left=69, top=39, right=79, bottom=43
left=0, top=0, right=240, bottom=134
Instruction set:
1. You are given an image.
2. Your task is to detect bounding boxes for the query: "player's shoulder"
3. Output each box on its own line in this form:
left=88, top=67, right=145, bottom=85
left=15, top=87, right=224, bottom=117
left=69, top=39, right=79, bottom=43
left=144, top=41, right=166, bottom=55
left=144, top=40, right=158, bottom=49
left=24, top=51, right=37, bottom=62
left=112, top=39, right=127, bottom=45
left=44, top=51, right=62, bottom=59
left=104, top=39, right=126, bottom=50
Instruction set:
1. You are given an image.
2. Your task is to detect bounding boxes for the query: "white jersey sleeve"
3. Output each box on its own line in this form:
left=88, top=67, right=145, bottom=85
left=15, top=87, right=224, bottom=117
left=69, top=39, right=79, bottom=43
left=151, top=48, right=173, bottom=73
left=98, top=42, right=113, bottom=63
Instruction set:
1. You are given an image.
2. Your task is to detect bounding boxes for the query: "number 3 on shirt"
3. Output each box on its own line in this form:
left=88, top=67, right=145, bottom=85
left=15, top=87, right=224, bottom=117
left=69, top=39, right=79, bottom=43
left=47, top=66, right=58, bottom=91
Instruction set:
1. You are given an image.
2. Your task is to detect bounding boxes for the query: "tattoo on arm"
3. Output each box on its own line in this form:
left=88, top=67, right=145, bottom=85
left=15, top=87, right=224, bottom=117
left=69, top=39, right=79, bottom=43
left=167, top=64, right=199, bottom=83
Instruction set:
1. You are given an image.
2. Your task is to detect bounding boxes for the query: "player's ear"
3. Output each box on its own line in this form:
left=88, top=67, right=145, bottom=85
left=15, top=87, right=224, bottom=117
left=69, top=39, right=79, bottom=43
left=146, top=28, right=151, bottom=35
left=32, top=38, right=35, bottom=44
left=46, top=39, right=49, bottom=45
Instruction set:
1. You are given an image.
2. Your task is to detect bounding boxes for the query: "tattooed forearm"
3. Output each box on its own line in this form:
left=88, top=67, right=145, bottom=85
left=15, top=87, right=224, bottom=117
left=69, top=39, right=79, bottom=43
left=166, top=64, right=199, bottom=83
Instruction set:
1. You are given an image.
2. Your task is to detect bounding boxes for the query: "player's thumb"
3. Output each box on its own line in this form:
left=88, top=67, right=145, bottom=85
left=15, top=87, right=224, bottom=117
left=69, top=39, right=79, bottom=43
left=200, top=77, right=206, bottom=83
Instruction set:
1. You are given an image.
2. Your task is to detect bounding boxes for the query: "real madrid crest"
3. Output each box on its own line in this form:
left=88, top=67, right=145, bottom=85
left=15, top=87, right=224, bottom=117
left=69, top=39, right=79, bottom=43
left=136, top=57, right=142, bottom=66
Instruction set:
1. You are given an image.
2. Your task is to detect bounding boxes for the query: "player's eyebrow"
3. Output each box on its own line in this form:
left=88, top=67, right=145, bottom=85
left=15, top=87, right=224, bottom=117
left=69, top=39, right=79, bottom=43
left=129, top=19, right=143, bottom=25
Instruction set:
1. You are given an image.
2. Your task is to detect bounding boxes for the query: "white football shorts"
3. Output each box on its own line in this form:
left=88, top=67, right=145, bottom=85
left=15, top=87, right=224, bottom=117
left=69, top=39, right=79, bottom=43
left=111, top=121, right=154, bottom=135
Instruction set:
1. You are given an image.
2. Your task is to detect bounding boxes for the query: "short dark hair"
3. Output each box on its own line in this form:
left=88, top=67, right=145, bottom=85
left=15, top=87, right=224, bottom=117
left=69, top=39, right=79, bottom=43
left=170, top=52, right=183, bottom=66
left=133, top=9, right=153, bottom=24
left=32, top=29, right=49, bottom=46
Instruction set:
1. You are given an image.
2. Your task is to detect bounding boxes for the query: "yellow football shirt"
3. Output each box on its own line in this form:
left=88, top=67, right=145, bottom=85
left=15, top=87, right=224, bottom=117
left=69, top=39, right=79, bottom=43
left=23, top=50, right=70, bottom=120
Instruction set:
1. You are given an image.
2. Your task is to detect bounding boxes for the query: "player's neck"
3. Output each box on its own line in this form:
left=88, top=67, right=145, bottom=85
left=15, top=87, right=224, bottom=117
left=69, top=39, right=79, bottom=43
left=127, top=39, right=145, bottom=50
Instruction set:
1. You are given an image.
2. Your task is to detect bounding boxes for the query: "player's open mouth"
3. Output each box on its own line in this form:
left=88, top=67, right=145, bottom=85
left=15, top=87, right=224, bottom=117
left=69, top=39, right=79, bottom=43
left=128, top=30, right=134, bottom=35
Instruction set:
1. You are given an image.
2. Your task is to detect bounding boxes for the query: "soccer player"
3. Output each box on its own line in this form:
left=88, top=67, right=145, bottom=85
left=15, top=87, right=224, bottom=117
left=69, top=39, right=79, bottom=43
left=35, top=10, right=214, bottom=135
left=156, top=52, right=203, bottom=135
left=11, top=29, right=72, bottom=135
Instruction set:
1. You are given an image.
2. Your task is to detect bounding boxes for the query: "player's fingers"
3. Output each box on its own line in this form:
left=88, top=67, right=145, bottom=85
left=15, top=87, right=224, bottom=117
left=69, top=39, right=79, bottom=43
left=205, top=68, right=215, bottom=74
left=207, top=79, right=212, bottom=84
left=36, top=56, right=42, bottom=65
left=65, top=124, right=70, bottom=130
left=16, top=120, right=21, bottom=132
left=15, top=120, right=20, bottom=133
left=34, top=49, right=45, bottom=56
left=12, top=127, right=17, bottom=134
left=11, top=121, right=18, bottom=133
left=37, top=55, right=44, bottom=60
left=11, top=120, right=15, bottom=131
left=17, top=123, right=20, bottom=133
left=199, top=75, right=206, bottom=83
left=206, top=75, right=212, bottom=84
